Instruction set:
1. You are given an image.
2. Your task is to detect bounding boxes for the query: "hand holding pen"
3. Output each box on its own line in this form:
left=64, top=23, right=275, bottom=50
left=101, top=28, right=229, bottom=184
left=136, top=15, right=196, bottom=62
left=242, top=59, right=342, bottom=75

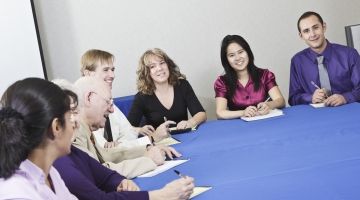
left=257, top=97, right=270, bottom=110
left=158, top=170, right=194, bottom=199
left=311, top=81, right=328, bottom=103
left=152, top=117, right=175, bottom=141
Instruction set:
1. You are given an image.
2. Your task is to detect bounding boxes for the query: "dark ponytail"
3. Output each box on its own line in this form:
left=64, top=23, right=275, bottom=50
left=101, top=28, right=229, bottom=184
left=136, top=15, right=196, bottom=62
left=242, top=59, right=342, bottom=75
left=0, top=108, right=29, bottom=179
left=0, top=78, right=73, bottom=179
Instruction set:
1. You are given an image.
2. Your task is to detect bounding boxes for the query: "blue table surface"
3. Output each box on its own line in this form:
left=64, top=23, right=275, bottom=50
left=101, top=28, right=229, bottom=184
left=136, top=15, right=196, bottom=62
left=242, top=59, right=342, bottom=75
left=134, top=103, right=360, bottom=200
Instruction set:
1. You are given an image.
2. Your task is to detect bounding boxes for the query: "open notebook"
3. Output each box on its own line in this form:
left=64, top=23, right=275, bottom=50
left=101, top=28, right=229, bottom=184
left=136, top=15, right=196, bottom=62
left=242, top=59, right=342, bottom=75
left=241, top=109, right=284, bottom=121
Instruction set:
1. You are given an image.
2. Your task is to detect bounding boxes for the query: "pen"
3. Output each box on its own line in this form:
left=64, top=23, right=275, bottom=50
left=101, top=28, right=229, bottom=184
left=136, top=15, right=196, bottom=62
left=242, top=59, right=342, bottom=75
left=311, top=81, right=328, bottom=98
left=264, top=97, right=271, bottom=103
left=174, top=169, right=185, bottom=178
left=311, top=81, right=321, bottom=89
left=163, top=116, right=167, bottom=122
left=150, top=135, right=155, bottom=145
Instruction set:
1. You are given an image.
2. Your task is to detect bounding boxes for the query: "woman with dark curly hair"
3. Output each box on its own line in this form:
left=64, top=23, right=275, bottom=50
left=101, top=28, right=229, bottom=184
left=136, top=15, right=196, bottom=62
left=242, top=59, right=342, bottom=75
left=215, top=35, right=285, bottom=119
left=0, top=78, right=78, bottom=199
left=128, top=48, right=206, bottom=135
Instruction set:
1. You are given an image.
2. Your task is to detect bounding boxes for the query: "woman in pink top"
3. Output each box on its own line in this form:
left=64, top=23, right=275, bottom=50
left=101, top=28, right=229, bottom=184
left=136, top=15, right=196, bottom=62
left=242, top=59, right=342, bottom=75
left=0, top=78, right=79, bottom=200
left=214, top=35, right=285, bottom=119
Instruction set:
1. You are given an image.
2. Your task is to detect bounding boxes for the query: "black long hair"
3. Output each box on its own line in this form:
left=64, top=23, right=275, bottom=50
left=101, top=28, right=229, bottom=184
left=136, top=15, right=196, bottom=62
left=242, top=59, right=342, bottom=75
left=0, top=78, right=76, bottom=179
left=220, top=35, right=262, bottom=99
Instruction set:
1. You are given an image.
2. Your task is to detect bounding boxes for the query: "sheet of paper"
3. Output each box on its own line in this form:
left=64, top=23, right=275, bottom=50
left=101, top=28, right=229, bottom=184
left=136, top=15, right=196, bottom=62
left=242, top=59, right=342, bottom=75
left=155, top=137, right=181, bottom=146
left=138, top=159, right=189, bottom=177
left=310, top=103, right=325, bottom=108
left=134, top=136, right=151, bottom=146
left=241, top=109, right=284, bottom=122
left=190, top=186, right=212, bottom=199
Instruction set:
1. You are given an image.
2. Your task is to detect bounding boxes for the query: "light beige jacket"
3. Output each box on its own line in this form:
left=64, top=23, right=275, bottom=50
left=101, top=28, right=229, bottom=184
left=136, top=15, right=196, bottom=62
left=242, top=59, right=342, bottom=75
left=72, top=120, right=157, bottom=179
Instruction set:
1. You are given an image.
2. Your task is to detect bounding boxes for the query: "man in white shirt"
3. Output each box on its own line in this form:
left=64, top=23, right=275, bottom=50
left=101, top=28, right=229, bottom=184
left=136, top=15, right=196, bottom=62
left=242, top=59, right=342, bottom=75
left=80, top=49, right=174, bottom=148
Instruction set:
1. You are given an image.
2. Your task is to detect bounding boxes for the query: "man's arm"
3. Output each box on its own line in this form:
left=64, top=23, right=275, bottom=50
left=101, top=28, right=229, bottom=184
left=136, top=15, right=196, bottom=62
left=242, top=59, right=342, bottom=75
left=288, top=58, right=313, bottom=105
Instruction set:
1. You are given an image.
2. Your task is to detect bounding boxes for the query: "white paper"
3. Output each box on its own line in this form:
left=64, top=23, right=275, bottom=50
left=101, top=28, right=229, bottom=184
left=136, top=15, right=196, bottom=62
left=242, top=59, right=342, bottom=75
left=155, top=137, right=181, bottom=146
left=134, top=136, right=152, bottom=146
left=190, top=186, right=212, bottom=199
left=310, top=103, right=325, bottom=108
left=241, top=109, right=284, bottom=121
left=138, top=159, right=189, bottom=177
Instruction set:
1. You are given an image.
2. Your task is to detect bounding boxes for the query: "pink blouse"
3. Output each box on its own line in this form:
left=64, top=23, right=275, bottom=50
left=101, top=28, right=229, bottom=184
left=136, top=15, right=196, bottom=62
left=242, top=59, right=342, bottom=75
left=214, top=68, right=277, bottom=110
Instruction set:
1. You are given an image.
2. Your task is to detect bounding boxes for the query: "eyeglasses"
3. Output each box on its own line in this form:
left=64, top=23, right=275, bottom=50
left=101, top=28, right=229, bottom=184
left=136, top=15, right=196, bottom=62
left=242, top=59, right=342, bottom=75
left=90, top=92, right=113, bottom=106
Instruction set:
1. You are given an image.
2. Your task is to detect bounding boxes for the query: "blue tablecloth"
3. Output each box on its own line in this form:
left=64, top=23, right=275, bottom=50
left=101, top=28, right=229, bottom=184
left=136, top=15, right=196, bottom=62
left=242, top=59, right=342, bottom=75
left=135, top=103, right=360, bottom=199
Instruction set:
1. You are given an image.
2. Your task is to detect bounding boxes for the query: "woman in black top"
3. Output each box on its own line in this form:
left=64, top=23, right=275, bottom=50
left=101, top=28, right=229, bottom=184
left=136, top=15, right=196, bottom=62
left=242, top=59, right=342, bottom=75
left=128, top=48, right=206, bottom=131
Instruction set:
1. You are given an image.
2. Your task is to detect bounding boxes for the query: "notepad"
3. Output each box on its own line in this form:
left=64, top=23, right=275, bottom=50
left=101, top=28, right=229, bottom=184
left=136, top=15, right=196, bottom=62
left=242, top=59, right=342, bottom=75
left=241, top=109, right=284, bottom=121
left=190, top=186, right=212, bottom=199
left=155, top=137, right=181, bottom=146
left=138, top=159, right=189, bottom=177
left=310, top=103, right=326, bottom=108
left=169, top=126, right=197, bottom=135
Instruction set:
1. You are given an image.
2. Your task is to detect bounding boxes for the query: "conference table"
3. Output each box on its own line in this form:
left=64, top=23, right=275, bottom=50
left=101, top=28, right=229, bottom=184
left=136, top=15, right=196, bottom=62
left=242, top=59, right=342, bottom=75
left=134, top=103, right=360, bottom=199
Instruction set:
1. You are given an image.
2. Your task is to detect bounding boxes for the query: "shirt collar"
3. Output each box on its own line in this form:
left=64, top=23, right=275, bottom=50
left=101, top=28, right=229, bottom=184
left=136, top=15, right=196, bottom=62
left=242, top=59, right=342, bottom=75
left=18, top=159, right=47, bottom=185
left=307, top=40, right=333, bottom=64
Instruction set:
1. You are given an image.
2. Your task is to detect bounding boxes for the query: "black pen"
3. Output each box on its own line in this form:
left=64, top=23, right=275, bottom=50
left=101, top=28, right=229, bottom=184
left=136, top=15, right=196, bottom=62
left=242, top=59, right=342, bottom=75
left=174, top=169, right=185, bottom=178
left=150, top=135, right=155, bottom=145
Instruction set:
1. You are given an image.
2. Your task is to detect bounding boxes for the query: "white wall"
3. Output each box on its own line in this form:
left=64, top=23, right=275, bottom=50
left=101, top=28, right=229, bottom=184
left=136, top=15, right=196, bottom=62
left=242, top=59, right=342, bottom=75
left=34, top=0, right=360, bottom=119
left=0, top=0, right=45, bottom=96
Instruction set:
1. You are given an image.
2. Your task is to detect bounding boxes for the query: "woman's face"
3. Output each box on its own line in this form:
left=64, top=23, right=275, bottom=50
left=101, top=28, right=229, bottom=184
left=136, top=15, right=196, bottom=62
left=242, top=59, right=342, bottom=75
left=226, top=42, right=249, bottom=72
left=147, top=55, right=170, bottom=85
left=57, top=103, right=79, bottom=155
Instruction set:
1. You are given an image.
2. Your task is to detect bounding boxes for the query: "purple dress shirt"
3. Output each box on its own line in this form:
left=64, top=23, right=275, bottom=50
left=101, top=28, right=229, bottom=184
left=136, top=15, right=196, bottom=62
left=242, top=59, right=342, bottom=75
left=288, top=41, right=360, bottom=105
left=214, top=68, right=277, bottom=110
left=0, top=159, right=77, bottom=200
left=54, top=146, right=149, bottom=200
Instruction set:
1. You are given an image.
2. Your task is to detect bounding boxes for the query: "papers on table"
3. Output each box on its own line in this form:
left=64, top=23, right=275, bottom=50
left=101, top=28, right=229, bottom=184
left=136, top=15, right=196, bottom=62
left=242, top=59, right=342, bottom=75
left=135, top=136, right=152, bottom=146
left=155, top=137, right=181, bottom=146
left=138, top=159, right=189, bottom=177
left=241, top=109, right=284, bottom=121
left=310, top=103, right=326, bottom=108
left=190, top=186, right=212, bottom=199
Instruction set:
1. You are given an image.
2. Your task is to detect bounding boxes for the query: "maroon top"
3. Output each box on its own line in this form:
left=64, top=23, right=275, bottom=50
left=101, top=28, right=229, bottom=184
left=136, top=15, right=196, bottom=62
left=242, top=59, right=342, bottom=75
left=214, top=68, right=277, bottom=110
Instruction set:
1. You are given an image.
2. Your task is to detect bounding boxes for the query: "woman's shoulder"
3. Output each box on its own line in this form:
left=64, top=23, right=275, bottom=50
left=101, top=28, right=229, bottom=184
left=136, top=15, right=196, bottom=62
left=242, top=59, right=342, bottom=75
left=0, top=174, right=41, bottom=199
left=257, top=67, right=276, bottom=82
left=214, top=75, right=226, bottom=85
left=258, top=67, right=275, bottom=76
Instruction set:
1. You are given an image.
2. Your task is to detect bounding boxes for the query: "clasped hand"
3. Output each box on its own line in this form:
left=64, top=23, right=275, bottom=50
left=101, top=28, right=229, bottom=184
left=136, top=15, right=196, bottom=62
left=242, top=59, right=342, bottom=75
left=244, top=102, right=270, bottom=117
left=312, top=89, right=346, bottom=106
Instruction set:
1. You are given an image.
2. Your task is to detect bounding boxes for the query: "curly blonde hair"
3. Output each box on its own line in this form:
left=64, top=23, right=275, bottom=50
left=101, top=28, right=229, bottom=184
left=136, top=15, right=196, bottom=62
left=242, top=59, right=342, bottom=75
left=137, top=48, right=186, bottom=95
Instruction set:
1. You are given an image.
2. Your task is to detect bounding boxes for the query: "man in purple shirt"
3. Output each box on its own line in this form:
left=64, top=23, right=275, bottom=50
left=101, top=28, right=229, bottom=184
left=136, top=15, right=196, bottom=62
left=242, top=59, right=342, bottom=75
left=289, top=11, right=360, bottom=106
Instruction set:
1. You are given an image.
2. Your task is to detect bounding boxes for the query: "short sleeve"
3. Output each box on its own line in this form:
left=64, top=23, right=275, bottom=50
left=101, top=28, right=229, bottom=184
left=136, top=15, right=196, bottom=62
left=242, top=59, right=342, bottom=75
left=178, top=79, right=205, bottom=116
left=214, top=76, right=228, bottom=98
left=262, top=70, right=277, bottom=92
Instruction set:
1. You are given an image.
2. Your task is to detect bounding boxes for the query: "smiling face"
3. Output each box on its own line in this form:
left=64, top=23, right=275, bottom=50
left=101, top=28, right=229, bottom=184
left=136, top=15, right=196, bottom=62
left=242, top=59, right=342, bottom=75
left=88, top=60, right=115, bottom=89
left=88, top=83, right=114, bottom=131
left=299, top=15, right=327, bottom=53
left=55, top=96, right=79, bottom=156
left=58, top=111, right=78, bottom=155
left=148, top=55, right=170, bottom=85
left=226, top=42, right=249, bottom=73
